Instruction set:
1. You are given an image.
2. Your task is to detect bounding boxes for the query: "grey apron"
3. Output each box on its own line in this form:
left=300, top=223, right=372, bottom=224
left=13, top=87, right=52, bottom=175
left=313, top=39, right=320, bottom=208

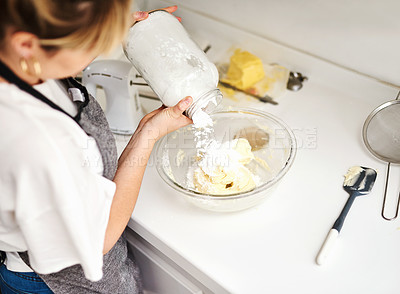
left=0, top=59, right=142, bottom=293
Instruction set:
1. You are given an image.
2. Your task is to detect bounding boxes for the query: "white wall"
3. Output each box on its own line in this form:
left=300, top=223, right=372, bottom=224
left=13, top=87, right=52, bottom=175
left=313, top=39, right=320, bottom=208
left=138, top=0, right=400, bottom=87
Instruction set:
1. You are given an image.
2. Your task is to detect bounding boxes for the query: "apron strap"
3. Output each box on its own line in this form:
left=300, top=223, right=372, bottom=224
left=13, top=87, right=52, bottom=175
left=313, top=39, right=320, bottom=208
left=0, top=58, right=88, bottom=124
left=0, top=250, right=5, bottom=266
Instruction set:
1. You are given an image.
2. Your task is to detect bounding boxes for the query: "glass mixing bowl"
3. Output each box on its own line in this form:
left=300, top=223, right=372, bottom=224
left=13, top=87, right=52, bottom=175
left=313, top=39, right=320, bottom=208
left=155, top=108, right=297, bottom=212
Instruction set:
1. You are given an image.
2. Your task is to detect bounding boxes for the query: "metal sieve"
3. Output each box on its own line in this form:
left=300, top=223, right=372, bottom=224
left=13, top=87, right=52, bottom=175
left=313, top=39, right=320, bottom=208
left=362, top=91, right=400, bottom=220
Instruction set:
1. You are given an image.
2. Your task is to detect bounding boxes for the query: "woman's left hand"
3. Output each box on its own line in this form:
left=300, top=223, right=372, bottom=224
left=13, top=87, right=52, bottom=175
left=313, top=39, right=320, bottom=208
left=131, top=5, right=181, bottom=25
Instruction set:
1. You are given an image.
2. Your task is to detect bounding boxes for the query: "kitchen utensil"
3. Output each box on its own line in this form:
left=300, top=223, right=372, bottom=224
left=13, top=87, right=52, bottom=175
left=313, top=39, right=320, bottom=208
left=218, top=80, right=278, bottom=105
left=287, top=72, right=308, bottom=91
left=155, top=108, right=296, bottom=212
left=82, top=60, right=143, bottom=135
left=363, top=91, right=400, bottom=220
left=316, top=166, right=377, bottom=265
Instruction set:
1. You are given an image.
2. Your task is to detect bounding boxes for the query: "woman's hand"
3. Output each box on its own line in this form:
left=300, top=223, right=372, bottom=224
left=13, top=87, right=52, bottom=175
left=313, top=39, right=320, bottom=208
left=131, top=5, right=182, bottom=25
left=137, top=96, right=193, bottom=143
left=117, top=96, right=192, bottom=170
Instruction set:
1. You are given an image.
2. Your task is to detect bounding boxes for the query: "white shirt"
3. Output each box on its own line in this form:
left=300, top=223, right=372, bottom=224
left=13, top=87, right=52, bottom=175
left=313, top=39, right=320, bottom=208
left=0, top=80, right=116, bottom=282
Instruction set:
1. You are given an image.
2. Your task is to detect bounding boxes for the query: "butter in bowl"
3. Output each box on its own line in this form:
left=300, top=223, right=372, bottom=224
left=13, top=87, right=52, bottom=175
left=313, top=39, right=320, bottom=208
left=155, top=108, right=297, bottom=212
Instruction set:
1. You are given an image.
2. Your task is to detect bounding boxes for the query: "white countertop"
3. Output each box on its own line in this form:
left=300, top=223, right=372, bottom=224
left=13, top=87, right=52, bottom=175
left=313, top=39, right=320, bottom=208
left=112, top=6, right=400, bottom=294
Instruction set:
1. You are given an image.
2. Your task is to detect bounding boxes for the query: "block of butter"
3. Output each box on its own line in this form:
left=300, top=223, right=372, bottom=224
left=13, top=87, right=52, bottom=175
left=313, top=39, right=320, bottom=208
left=222, top=49, right=265, bottom=90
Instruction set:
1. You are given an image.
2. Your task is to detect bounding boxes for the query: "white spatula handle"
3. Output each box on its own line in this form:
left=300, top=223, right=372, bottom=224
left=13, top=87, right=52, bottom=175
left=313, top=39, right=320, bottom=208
left=316, top=229, right=339, bottom=265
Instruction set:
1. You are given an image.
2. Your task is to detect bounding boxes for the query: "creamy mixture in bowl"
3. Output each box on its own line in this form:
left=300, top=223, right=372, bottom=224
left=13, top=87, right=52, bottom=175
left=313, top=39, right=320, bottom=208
left=156, top=108, right=296, bottom=212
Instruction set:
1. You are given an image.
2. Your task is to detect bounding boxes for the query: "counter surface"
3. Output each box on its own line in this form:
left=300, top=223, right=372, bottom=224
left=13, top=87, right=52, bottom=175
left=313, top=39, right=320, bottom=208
left=114, top=6, right=400, bottom=294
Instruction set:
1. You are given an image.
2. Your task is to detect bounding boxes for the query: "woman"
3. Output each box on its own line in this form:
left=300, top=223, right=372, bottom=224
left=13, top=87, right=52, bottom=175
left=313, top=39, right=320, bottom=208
left=0, top=1, right=192, bottom=293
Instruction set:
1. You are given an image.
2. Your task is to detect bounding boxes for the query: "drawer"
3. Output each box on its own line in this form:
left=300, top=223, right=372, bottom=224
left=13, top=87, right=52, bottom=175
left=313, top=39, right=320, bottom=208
left=125, top=229, right=208, bottom=294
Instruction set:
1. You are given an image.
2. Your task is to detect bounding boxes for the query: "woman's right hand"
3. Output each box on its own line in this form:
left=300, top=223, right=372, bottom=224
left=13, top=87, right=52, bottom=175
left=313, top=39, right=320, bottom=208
left=117, top=96, right=192, bottom=166
left=135, top=96, right=193, bottom=143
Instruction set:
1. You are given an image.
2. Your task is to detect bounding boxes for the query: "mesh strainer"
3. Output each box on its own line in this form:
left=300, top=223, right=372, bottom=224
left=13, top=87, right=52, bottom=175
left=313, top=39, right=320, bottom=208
left=363, top=92, right=400, bottom=220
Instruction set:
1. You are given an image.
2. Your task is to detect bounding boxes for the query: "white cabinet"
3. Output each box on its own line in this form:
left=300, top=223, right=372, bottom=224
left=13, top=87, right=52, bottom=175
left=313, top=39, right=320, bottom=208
left=125, top=228, right=212, bottom=294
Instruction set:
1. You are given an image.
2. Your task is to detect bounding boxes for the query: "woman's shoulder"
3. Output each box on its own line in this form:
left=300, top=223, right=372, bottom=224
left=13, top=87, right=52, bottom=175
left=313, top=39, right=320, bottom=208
left=0, top=83, right=90, bottom=168
left=0, top=81, right=87, bottom=139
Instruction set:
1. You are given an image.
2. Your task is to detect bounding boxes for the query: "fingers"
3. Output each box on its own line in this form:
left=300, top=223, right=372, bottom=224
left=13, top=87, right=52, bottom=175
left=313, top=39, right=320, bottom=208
left=162, top=5, right=178, bottom=13
left=133, top=6, right=181, bottom=25
left=138, top=97, right=193, bottom=141
left=137, top=106, right=164, bottom=129
left=170, top=96, right=192, bottom=118
left=162, top=6, right=181, bottom=22
left=133, top=11, right=149, bottom=22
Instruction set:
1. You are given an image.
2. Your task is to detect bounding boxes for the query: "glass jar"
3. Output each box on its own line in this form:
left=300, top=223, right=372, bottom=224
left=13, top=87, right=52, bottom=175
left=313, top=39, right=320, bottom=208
left=123, top=10, right=222, bottom=121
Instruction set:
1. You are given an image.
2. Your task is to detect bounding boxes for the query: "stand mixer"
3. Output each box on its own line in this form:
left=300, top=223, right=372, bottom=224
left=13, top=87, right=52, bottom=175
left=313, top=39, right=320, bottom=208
left=82, top=60, right=144, bottom=135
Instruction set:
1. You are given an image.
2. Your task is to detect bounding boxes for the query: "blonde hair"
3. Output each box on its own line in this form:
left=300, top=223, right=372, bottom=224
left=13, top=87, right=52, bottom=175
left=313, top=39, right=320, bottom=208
left=0, top=0, right=132, bottom=55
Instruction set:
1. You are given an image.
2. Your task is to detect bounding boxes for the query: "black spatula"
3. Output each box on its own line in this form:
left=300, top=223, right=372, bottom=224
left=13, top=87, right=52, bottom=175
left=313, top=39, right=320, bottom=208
left=316, top=166, right=377, bottom=265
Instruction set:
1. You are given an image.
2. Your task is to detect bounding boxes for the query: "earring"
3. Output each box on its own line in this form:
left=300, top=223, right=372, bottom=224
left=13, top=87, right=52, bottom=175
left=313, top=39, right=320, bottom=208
left=32, top=57, right=41, bottom=76
left=20, top=58, right=29, bottom=74
left=19, top=57, right=42, bottom=77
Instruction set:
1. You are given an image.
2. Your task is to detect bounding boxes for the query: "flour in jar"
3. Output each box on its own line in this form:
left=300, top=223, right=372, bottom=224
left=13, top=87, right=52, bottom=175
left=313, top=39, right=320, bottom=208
left=124, top=11, right=222, bottom=120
